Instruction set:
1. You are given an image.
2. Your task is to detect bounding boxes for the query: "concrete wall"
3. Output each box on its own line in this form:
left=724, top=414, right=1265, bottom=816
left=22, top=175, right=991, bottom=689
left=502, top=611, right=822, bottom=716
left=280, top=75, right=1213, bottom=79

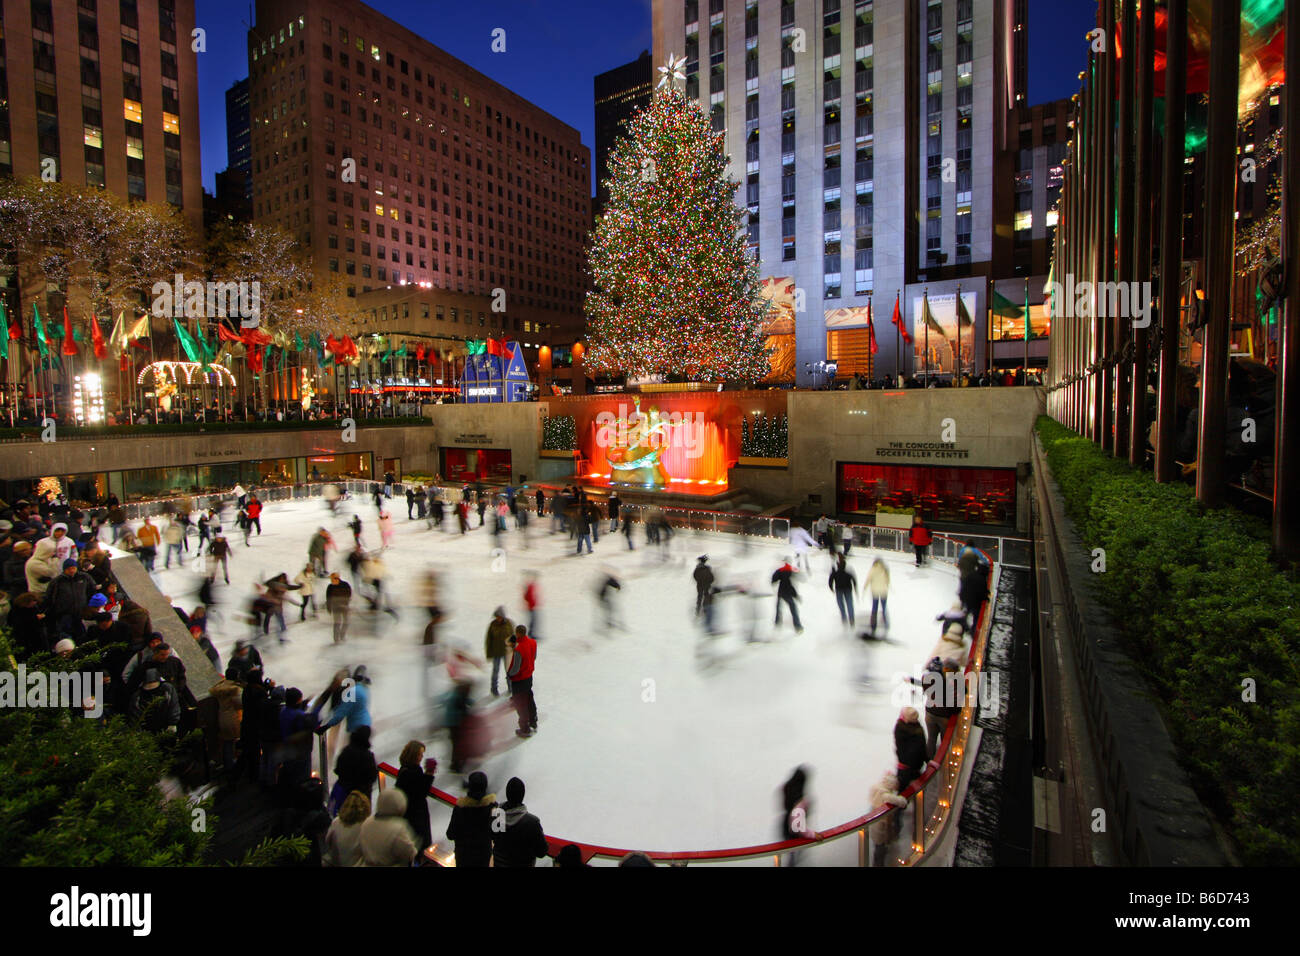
left=729, top=387, right=1045, bottom=519
left=0, top=425, right=438, bottom=481
left=423, top=403, right=543, bottom=484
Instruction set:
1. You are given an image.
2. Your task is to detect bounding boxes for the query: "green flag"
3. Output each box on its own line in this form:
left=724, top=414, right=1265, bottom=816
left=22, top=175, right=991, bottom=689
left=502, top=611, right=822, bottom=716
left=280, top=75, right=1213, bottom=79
left=197, top=324, right=217, bottom=371
left=0, top=300, right=9, bottom=360
left=294, top=332, right=305, bottom=353
left=991, top=290, right=1023, bottom=317
left=33, top=305, right=49, bottom=357
left=466, top=339, right=486, bottom=356
left=173, top=318, right=203, bottom=363
left=1024, top=280, right=1031, bottom=342
left=394, top=343, right=408, bottom=359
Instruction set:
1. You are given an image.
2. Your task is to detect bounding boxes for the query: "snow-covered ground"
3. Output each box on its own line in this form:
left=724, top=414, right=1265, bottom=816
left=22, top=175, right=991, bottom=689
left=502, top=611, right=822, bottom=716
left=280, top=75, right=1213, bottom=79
left=143, top=495, right=965, bottom=864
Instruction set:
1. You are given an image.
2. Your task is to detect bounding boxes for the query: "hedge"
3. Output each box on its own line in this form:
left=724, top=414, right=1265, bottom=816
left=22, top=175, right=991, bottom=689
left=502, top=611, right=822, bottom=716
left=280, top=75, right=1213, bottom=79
left=0, top=416, right=431, bottom=440
left=1036, top=415, right=1300, bottom=865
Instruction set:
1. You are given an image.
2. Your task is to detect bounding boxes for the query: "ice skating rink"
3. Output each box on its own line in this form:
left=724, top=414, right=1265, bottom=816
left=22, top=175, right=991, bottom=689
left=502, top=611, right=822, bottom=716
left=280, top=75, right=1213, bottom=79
left=150, top=496, right=966, bottom=865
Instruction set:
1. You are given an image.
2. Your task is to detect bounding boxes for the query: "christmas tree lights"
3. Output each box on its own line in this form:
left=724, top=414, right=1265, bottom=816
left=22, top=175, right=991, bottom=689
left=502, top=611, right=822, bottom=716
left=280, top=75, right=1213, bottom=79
left=584, top=78, right=772, bottom=383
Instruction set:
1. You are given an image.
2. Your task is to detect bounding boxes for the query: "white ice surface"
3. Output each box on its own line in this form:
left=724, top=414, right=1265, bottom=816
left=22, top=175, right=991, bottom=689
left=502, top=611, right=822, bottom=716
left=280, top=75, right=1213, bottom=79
left=142, top=497, right=962, bottom=864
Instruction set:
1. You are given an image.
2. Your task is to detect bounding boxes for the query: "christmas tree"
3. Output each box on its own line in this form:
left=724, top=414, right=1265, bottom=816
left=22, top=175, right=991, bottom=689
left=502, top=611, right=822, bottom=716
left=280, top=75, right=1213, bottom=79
left=584, top=57, right=772, bottom=383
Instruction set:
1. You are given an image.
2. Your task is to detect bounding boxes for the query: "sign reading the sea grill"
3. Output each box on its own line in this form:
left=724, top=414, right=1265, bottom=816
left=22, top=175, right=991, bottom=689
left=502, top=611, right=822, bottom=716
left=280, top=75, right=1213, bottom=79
left=874, top=441, right=970, bottom=460
left=452, top=433, right=490, bottom=445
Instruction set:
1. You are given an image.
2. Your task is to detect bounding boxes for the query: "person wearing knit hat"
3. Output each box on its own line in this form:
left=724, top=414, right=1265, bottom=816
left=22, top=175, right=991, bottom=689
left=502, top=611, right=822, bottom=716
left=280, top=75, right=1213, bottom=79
left=54, top=638, right=75, bottom=657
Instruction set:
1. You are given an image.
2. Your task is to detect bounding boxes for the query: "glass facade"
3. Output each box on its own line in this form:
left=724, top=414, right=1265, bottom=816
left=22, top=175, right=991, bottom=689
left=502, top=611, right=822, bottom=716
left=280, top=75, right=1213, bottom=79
left=837, top=461, right=1016, bottom=525
left=2, top=454, right=375, bottom=505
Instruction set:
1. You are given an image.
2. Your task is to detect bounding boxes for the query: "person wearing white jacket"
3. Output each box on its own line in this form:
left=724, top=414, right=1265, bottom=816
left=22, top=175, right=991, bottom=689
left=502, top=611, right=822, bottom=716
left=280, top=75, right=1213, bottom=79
left=866, top=558, right=890, bottom=632
left=24, top=537, right=62, bottom=597
left=293, top=563, right=318, bottom=621
left=868, top=772, right=908, bottom=867
left=358, top=788, right=417, bottom=866
left=789, top=524, right=816, bottom=572
left=323, top=791, right=371, bottom=866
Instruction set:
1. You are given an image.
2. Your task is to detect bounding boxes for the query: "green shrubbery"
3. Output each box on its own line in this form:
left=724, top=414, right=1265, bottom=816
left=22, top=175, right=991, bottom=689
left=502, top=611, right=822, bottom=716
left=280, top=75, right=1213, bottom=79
left=1036, top=415, right=1300, bottom=865
left=0, top=630, right=212, bottom=865
left=541, top=415, right=577, bottom=451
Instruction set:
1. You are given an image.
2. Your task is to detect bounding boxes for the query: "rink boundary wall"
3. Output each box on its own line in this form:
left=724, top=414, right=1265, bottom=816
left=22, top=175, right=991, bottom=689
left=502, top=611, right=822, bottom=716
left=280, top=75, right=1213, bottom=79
left=1031, top=437, right=1229, bottom=866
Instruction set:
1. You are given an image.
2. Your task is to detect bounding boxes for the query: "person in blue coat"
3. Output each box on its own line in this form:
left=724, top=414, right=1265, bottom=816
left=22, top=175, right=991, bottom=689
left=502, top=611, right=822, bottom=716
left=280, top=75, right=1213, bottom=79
left=319, top=665, right=373, bottom=733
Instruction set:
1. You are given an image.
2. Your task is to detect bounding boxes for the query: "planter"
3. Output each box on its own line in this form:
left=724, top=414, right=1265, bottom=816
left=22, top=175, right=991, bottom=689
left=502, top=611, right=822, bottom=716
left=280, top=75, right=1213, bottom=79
left=539, top=449, right=578, bottom=459
left=874, top=511, right=915, bottom=530
left=735, top=456, right=788, bottom=467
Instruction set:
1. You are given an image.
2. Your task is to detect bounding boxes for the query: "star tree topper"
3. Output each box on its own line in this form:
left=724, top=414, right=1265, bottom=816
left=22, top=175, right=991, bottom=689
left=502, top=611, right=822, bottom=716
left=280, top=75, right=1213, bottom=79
left=657, top=53, right=687, bottom=90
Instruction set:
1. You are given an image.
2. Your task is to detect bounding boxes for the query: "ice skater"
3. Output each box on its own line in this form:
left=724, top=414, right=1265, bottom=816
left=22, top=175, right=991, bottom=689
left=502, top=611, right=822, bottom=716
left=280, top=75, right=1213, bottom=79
left=596, top=569, right=622, bottom=631
left=771, top=558, right=803, bottom=633
left=909, top=515, right=932, bottom=566
left=506, top=626, right=538, bottom=738
left=378, top=510, right=395, bottom=550
left=484, top=606, right=514, bottom=697
left=828, top=555, right=857, bottom=627
left=866, top=558, right=891, bottom=633
left=789, top=522, right=816, bottom=573
left=693, top=556, right=714, bottom=619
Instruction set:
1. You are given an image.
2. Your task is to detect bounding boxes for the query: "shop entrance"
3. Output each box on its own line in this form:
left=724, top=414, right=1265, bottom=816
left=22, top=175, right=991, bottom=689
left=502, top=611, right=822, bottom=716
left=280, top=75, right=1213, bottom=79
left=837, top=462, right=1016, bottom=526
left=440, top=447, right=512, bottom=485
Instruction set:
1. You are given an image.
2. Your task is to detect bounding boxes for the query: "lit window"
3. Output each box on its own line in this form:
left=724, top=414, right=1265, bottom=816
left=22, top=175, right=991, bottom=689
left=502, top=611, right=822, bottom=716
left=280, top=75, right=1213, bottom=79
left=162, top=112, right=180, bottom=135
left=127, top=137, right=144, bottom=159
left=84, top=127, right=103, bottom=148
left=124, top=100, right=143, bottom=123
left=1045, top=209, right=1059, bottom=228
left=1013, top=210, right=1032, bottom=231
left=374, top=204, right=384, bottom=216
left=371, top=44, right=381, bottom=61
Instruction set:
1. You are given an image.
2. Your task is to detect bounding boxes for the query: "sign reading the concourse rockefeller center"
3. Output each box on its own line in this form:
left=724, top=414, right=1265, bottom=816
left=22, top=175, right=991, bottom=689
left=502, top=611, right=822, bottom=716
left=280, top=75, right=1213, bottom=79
left=874, top=441, right=971, bottom=460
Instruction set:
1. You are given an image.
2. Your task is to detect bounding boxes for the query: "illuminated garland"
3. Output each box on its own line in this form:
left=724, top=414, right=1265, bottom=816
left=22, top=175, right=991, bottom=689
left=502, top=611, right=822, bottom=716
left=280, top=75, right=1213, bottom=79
left=584, top=84, right=772, bottom=383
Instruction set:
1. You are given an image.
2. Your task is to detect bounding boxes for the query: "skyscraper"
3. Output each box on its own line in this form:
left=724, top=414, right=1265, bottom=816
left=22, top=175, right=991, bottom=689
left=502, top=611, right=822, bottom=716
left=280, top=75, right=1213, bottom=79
left=247, top=0, right=591, bottom=354
left=594, top=50, right=654, bottom=212
left=0, top=0, right=203, bottom=230
left=653, top=0, right=1017, bottom=384
left=225, top=77, right=252, bottom=200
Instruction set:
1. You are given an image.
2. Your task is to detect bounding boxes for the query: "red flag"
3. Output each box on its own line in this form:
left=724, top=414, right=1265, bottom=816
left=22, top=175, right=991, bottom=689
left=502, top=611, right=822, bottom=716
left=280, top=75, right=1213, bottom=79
left=119, top=354, right=129, bottom=371
left=7, top=309, right=20, bottom=340
left=61, top=307, right=78, bottom=356
left=486, top=337, right=508, bottom=358
left=891, top=294, right=913, bottom=345
left=415, top=344, right=426, bottom=363
left=90, top=313, right=107, bottom=360
left=867, top=301, right=878, bottom=354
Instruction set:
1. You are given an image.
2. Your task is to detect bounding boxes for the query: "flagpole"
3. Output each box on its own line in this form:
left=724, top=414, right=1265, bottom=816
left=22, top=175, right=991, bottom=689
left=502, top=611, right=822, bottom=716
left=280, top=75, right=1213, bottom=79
left=895, top=290, right=901, bottom=384
left=924, top=288, right=930, bottom=383
left=1024, top=278, right=1031, bottom=378
left=955, top=284, right=962, bottom=385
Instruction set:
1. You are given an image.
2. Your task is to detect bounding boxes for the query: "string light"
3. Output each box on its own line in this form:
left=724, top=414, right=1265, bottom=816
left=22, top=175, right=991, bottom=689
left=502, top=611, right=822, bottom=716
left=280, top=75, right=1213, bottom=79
left=584, top=83, right=773, bottom=383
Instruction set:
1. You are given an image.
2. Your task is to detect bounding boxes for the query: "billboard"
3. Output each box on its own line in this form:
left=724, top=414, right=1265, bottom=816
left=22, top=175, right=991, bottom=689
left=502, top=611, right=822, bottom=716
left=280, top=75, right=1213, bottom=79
left=911, top=291, right=978, bottom=378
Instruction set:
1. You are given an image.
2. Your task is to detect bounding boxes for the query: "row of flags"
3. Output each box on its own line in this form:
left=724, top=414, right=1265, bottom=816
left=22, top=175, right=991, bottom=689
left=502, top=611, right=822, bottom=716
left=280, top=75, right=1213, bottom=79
left=0, top=305, right=153, bottom=363
left=0, top=306, right=472, bottom=375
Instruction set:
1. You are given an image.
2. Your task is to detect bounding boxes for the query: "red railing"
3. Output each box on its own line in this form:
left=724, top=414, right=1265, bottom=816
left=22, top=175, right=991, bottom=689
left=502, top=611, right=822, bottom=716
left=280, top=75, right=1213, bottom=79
left=373, top=548, right=995, bottom=866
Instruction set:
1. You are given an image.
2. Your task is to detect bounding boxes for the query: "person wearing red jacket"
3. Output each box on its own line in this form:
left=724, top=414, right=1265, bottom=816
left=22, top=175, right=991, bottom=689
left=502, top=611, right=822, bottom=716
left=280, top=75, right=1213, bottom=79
left=909, top=516, right=933, bottom=567
left=246, top=496, right=263, bottom=537
left=506, top=625, right=538, bottom=738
